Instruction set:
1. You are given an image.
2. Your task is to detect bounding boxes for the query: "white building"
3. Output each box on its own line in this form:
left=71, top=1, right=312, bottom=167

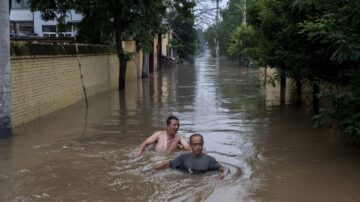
left=10, top=0, right=82, bottom=37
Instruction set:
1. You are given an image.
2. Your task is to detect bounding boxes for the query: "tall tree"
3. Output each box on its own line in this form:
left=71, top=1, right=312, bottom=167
left=297, top=0, right=360, bottom=139
left=204, top=0, right=245, bottom=58
left=229, top=0, right=360, bottom=140
left=0, top=0, right=12, bottom=136
left=167, top=0, right=197, bottom=63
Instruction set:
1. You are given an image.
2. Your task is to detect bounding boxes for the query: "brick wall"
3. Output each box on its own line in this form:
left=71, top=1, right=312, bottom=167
left=11, top=44, right=119, bottom=127
left=9, top=39, right=165, bottom=127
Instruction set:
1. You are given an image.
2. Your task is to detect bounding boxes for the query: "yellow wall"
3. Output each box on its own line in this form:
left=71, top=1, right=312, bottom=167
left=137, top=49, right=143, bottom=78
left=123, top=40, right=144, bottom=80
left=162, top=33, right=169, bottom=56
left=10, top=38, right=164, bottom=127
left=11, top=54, right=119, bottom=127
left=124, top=40, right=136, bottom=80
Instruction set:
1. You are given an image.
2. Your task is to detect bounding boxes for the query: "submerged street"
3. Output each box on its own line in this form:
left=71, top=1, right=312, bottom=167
left=1, top=52, right=360, bottom=201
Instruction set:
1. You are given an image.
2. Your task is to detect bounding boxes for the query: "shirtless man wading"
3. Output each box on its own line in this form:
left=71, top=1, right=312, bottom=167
left=137, top=116, right=191, bottom=155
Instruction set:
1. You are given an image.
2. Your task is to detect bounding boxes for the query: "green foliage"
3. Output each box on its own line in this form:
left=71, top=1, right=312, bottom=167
left=296, top=1, right=360, bottom=138
left=123, top=51, right=135, bottom=62
left=256, top=0, right=360, bottom=140
left=28, top=0, right=168, bottom=49
left=218, top=0, right=245, bottom=58
left=228, top=24, right=261, bottom=63
left=128, top=1, right=168, bottom=51
left=74, top=2, right=114, bottom=44
left=314, top=77, right=360, bottom=140
left=167, top=0, right=197, bottom=63
left=204, top=25, right=216, bottom=56
left=27, top=0, right=181, bottom=89
left=207, top=0, right=360, bottom=141
left=204, top=0, right=245, bottom=58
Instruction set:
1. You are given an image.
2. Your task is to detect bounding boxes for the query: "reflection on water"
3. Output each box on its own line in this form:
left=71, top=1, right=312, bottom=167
left=1, top=51, right=360, bottom=201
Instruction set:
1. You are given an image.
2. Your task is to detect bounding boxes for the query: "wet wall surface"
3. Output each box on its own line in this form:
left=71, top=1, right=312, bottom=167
left=1, top=52, right=360, bottom=201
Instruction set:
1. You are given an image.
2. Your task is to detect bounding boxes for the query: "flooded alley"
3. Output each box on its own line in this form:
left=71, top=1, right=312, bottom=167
left=1, top=52, right=360, bottom=202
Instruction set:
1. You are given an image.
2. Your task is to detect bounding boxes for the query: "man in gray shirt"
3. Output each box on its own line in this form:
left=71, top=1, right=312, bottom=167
left=153, top=133, right=227, bottom=179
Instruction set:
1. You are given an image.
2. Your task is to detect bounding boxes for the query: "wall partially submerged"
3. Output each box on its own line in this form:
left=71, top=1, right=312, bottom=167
left=10, top=42, right=120, bottom=127
left=9, top=34, right=172, bottom=128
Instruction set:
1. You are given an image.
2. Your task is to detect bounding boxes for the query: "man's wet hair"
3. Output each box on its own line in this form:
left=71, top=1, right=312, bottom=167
left=166, top=116, right=179, bottom=126
left=190, top=133, right=204, bottom=144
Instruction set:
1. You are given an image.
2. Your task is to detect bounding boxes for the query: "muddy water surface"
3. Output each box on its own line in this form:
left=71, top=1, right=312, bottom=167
left=1, top=52, right=360, bottom=201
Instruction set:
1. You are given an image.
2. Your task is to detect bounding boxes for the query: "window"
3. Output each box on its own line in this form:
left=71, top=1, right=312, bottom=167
left=43, top=33, right=56, bottom=37
left=42, top=25, right=73, bottom=37
left=42, top=25, right=56, bottom=33
left=18, top=21, right=34, bottom=34
left=10, top=21, right=34, bottom=36
left=58, top=26, right=72, bottom=33
left=10, top=21, right=16, bottom=34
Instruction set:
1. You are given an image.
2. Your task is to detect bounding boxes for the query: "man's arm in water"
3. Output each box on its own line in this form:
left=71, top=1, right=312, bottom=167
left=218, top=166, right=227, bottom=180
left=179, top=136, right=191, bottom=151
left=138, top=132, right=160, bottom=155
left=153, top=161, right=170, bottom=170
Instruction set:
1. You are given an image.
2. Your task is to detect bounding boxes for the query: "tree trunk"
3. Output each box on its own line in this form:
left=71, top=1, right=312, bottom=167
left=0, top=0, right=12, bottom=137
left=118, top=51, right=127, bottom=90
left=142, top=52, right=149, bottom=78
left=296, top=79, right=302, bottom=105
left=113, top=22, right=126, bottom=90
left=112, top=1, right=127, bottom=91
left=157, top=33, right=162, bottom=70
left=238, top=55, right=243, bottom=67
left=296, top=79, right=302, bottom=97
left=280, top=70, right=286, bottom=106
left=312, top=81, right=320, bottom=115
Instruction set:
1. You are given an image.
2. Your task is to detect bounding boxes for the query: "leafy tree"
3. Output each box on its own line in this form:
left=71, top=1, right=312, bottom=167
left=204, top=0, right=245, bottom=58
left=167, top=0, right=197, bottom=63
left=218, top=0, right=245, bottom=58
left=204, top=25, right=216, bottom=56
left=314, top=77, right=360, bottom=141
left=209, top=0, right=360, bottom=140
left=298, top=0, right=360, bottom=139
left=242, top=0, right=360, bottom=140
left=228, top=24, right=261, bottom=66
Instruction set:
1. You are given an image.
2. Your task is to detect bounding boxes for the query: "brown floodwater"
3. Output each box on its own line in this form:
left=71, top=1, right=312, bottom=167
left=1, top=52, right=360, bottom=202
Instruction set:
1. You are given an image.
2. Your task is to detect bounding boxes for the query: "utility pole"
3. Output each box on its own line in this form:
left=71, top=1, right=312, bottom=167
left=214, top=0, right=221, bottom=58
left=0, top=0, right=12, bottom=137
left=240, top=0, right=246, bottom=67
left=243, top=0, right=246, bottom=25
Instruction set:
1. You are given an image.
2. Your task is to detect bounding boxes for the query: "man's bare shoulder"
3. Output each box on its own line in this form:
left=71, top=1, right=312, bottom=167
left=152, top=131, right=164, bottom=137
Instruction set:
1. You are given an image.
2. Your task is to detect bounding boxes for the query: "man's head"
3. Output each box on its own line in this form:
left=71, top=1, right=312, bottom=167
left=189, top=134, right=204, bottom=156
left=166, top=116, right=180, bottom=135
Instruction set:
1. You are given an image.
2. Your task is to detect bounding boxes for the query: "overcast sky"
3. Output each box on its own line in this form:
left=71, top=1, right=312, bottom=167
left=194, top=0, right=229, bottom=30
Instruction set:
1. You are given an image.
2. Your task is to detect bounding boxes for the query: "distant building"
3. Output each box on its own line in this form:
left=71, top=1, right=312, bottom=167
left=10, top=0, right=82, bottom=38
